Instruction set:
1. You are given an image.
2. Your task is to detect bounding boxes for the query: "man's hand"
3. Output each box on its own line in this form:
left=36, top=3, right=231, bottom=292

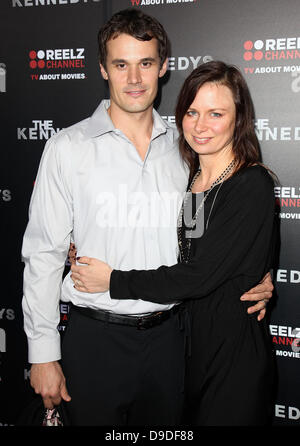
left=30, top=361, right=71, bottom=409
left=240, top=272, right=274, bottom=321
left=71, top=257, right=112, bottom=293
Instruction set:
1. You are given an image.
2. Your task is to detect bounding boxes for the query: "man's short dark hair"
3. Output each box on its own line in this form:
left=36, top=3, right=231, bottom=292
left=98, top=8, right=170, bottom=69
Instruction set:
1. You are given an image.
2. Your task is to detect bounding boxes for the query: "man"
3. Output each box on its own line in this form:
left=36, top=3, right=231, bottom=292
left=22, top=9, right=273, bottom=426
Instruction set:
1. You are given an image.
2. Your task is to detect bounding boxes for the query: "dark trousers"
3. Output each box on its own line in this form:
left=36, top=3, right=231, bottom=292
left=61, top=307, right=186, bottom=426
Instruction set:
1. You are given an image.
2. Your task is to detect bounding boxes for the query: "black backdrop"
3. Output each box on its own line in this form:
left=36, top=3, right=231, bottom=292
left=0, top=0, right=299, bottom=426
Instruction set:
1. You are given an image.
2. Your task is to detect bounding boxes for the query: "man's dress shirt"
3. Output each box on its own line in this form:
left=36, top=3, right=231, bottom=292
left=22, top=100, right=189, bottom=363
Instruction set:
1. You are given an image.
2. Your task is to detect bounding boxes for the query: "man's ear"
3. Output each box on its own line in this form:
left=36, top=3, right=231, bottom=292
left=100, top=63, right=108, bottom=80
left=158, top=58, right=168, bottom=78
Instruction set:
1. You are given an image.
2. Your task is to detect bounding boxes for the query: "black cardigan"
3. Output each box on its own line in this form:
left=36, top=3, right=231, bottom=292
left=110, top=165, right=276, bottom=305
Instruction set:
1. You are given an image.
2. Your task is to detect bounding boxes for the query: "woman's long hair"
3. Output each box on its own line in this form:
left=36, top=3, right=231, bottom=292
left=175, top=61, right=262, bottom=183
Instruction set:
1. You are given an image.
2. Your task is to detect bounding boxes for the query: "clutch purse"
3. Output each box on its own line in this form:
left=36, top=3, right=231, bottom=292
left=16, top=395, right=70, bottom=426
left=42, top=408, right=64, bottom=426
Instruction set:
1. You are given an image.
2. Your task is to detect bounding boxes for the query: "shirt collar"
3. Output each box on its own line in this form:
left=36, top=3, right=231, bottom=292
left=83, top=100, right=114, bottom=139
left=151, top=107, right=172, bottom=141
left=83, top=99, right=175, bottom=143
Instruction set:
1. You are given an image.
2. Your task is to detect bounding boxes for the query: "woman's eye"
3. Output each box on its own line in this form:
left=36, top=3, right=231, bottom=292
left=186, top=110, right=197, bottom=117
left=211, top=112, right=222, bottom=117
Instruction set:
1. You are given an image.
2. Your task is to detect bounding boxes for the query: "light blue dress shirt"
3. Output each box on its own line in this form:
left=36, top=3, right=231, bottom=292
left=22, top=100, right=189, bottom=363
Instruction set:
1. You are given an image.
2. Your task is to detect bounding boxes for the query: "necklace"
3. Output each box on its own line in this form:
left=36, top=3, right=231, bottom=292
left=177, top=158, right=236, bottom=264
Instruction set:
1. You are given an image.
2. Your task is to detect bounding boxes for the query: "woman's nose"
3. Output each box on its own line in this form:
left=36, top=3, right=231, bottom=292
left=194, top=116, right=208, bottom=133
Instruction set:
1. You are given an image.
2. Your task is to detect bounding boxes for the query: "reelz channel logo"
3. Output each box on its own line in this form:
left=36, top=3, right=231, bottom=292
left=270, top=324, right=300, bottom=359
left=29, top=48, right=86, bottom=81
left=274, top=186, right=300, bottom=220
left=243, top=37, right=300, bottom=62
left=0, top=63, right=6, bottom=93
left=243, top=37, right=300, bottom=75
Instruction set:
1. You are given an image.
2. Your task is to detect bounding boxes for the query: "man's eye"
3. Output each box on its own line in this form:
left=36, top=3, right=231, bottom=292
left=117, top=64, right=126, bottom=69
left=141, top=62, right=151, bottom=68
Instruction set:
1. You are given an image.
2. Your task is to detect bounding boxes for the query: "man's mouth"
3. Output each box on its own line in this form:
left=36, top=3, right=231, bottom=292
left=125, top=90, right=146, bottom=97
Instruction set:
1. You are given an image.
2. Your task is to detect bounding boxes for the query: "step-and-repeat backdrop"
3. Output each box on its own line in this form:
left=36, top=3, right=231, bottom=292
left=1, top=0, right=299, bottom=426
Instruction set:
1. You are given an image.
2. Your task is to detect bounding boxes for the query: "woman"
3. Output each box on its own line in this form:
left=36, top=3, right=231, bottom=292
left=73, top=61, right=276, bottom=425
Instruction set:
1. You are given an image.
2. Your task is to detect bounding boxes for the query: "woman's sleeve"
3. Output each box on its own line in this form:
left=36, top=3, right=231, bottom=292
left=110, top=168, right=275, bottom=304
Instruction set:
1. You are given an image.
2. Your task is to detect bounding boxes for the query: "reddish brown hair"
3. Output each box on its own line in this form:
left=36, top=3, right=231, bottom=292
left=175, top=61, right=262, bottom=182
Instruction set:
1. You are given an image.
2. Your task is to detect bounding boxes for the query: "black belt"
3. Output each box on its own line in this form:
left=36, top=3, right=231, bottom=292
left=70, top=303, right=181, bottom=330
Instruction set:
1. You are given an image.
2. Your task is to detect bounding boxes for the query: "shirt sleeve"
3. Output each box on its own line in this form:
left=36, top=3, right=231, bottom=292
left=110, top=167, right=275, bottom=304
left=22, top=133, right=73, bottom=363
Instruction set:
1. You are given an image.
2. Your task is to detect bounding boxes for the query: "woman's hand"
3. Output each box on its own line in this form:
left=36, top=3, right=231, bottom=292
left=71, top=257, right=112, bottom=293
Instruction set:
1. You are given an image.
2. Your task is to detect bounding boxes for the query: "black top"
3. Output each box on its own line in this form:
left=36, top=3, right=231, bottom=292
left=110, top=165, right=277, bottom=425
left=110, top=165, right=276, bottom=304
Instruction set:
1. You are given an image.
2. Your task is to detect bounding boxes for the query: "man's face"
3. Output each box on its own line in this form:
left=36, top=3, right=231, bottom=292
left=100, top=33, right=167, bottom=115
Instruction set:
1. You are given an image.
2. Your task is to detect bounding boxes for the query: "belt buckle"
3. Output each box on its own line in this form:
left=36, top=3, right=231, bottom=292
left=137, top=316, right=147, bottom=330
left=137, top=311, right=164, bottom=330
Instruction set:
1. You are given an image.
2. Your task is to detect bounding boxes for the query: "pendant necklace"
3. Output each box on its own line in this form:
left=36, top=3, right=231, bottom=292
left=177, top=159, right=236, bottom=264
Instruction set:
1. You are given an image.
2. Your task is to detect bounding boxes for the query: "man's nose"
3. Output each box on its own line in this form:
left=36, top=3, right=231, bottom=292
left=127, top=66, right=142, bottom=84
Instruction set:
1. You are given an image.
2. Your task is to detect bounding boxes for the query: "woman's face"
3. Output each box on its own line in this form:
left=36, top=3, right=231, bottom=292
left=182, top=82, right=236, bottom=158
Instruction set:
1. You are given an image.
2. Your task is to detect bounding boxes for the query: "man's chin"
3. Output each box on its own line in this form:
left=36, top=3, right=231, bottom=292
left=122, top=103, right=154, bottom=114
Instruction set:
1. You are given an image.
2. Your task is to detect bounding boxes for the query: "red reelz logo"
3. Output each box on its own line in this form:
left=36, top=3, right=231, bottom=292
left=243, top=37, right=300, bottom=62
left=29, top=48, right=85, bottom=69
left=28, top=48, right=87, bottom=81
